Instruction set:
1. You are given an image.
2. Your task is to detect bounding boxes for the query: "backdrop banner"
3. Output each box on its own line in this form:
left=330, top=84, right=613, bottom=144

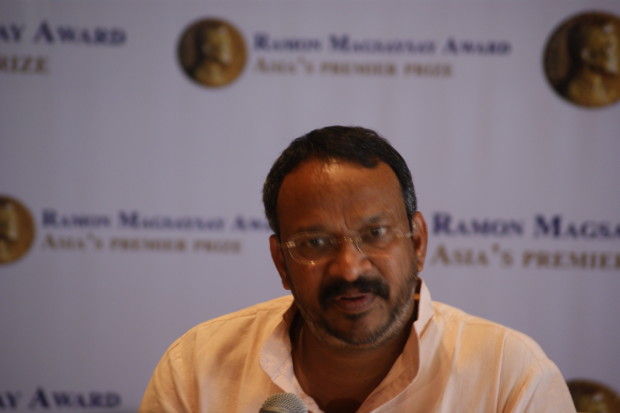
left=1, top=1, right=619, bottom=411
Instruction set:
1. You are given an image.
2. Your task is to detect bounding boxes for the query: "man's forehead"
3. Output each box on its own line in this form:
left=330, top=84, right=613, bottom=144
left=276, top=158, right=406, bottom=232
left=280, top=159, right=399, bottom=200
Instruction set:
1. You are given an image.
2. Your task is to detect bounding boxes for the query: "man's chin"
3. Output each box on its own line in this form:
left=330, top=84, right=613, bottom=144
left=319, top=320, right=397, bottom=351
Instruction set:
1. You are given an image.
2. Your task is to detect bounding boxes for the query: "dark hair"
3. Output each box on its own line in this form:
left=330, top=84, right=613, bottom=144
left=262, top=126, right=417, bottom=237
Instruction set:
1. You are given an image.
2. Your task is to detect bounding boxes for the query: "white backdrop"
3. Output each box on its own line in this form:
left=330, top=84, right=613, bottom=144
left=1, top=1, right=619, bottom=411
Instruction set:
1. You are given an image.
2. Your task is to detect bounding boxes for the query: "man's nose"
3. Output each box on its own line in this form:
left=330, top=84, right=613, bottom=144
left=326, top=237, right=371, bottom=281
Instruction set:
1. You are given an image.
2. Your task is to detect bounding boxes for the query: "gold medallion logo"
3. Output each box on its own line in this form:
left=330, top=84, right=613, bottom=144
left=567, top=379, right=620, bottom=413
left=0, top=195, right=35, bottom=265
left=544, top=11, right=620, bottom=108
left=178, top=18, right=247, bottom=88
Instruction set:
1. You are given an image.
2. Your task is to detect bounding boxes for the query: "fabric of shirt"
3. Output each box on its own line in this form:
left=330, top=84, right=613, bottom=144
left=139, top=280, right=576, bottom=413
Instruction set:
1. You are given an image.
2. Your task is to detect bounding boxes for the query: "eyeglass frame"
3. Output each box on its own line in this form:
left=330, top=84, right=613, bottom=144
left=279, top=226, right=414, bottom=265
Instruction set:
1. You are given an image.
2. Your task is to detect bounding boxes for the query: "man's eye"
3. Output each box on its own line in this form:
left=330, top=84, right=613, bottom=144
left=364, top=226, right=388, bottom=240
left=303, top=236, right=330, bottom=249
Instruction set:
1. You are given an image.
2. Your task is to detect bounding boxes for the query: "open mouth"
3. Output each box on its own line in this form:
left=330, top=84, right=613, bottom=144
left=333, top=292, right=375, bottom=313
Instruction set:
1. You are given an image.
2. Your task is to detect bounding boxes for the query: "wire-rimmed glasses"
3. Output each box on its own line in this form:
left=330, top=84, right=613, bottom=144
left=280, top=227, right=413, bottom=265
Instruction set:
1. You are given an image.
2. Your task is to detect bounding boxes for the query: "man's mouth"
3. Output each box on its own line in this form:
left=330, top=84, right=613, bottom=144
left=332, top=292, right=376, bottom=314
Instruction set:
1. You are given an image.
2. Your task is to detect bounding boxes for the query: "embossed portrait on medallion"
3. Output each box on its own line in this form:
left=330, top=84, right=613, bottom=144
left=544, top=12, right=620, bottom=108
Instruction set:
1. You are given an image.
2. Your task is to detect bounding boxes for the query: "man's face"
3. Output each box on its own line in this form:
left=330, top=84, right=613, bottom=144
left=269, top=158, right=427, bottom=351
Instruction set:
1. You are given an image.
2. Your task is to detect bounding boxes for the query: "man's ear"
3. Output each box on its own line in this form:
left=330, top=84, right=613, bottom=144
left=410, top=211, right=428, bottom=273
left=269, top=234, right=291, bottom=290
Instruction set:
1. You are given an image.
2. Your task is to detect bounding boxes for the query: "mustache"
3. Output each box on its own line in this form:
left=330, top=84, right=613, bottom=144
left=319, top=276, right=390, bottom=309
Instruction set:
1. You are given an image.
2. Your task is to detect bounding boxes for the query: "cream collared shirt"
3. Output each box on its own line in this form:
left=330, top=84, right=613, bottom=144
left=139, top=281, right=576, bottom=412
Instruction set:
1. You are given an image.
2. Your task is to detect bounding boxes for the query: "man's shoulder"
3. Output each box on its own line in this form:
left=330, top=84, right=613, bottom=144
left=206, top=295, right=294, bottom=323
left=171, top=295, right=294, bottom=346
left=417, top=301, right=574, bottom=410
left=430, top=301, right=546, bottom=356
left=188, top=295, right=293, bottom=334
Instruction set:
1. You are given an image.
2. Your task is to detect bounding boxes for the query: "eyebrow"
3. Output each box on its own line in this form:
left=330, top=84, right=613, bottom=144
left=292, top=226, right=326, bottom=234
left=364, top=214, right=390, bottom=225
left=290, top=212, right=393, bottom=235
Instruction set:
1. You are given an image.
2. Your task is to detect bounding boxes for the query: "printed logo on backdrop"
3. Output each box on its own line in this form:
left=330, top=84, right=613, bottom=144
left=175, top=17, right=513, bottom=87
left=544, top=11, right=620, bottom=108
left=178, top=18, right=248, bottom=88
left=36, top=208, right=267, bottom=257
left=428, top=212, right=620, bottom=271
left=0, top=387, right=121, bottom=410
left=0, top=21, right=126, bottom=76
left=0, top=196, right=35, bottom=265
left=567, top=379, right=620, bottom=413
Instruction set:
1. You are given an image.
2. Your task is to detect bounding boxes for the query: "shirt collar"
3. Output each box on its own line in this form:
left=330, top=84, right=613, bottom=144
left=259, top=279, right=435, bottom=410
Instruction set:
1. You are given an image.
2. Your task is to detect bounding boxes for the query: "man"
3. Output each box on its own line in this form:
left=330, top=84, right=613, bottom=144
left=140, top=126, right=576, bottom=412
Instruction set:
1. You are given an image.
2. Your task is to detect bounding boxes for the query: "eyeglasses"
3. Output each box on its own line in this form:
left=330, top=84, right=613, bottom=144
left=280, top=227, right=413, bottom=265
